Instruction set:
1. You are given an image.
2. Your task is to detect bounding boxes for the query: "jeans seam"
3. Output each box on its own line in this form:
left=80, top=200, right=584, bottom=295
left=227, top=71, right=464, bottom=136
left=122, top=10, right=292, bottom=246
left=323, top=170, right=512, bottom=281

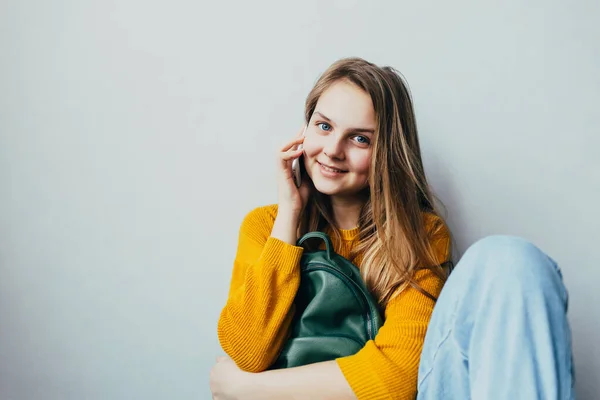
left=418, top=301, right=459, bottom=389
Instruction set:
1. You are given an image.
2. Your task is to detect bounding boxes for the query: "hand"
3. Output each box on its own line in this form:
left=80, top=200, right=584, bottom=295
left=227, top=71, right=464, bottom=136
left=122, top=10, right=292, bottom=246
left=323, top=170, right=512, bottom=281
left=209, top=356, right=250, bottom=400
left=277, top=127, right=312, bottom=218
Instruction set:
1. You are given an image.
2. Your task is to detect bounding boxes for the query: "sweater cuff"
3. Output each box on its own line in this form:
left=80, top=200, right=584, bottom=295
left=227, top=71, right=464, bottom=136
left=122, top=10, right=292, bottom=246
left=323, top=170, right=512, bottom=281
left=261, top=236, right=304, bottom=274
left=336, top=341, right=389, bottom=400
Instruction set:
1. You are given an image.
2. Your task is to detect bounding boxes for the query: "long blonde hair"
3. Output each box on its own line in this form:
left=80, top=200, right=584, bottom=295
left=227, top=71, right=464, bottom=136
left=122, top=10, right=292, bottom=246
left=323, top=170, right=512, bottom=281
left=298, top=57, right=451, bottom=309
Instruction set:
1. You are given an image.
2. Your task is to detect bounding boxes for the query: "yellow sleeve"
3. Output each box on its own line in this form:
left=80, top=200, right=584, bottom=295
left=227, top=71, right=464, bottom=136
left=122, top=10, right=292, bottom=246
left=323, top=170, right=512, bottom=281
left=217, top=205, right=304, bottom=372
left=336, top=221, right=451, bottom=400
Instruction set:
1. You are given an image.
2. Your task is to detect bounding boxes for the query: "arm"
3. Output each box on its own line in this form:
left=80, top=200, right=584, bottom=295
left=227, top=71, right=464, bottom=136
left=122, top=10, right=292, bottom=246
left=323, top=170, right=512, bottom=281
left=239, top=223, right=451, bottom=399
left=219, top=133, right=313, bottom=372
left=335, top=269, right=443, bottom=399
left=239, top=360, right=356, bottom=400
left=218, top=267, right=445, bottom=400
left=217, top=205, right=304, bottom=372
left=333, top=225, right=451, bottom=399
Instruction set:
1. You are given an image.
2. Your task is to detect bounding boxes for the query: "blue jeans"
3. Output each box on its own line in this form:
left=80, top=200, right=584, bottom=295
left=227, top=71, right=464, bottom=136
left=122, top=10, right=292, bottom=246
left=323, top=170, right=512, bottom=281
left=417, top=235, right=575, bottom=399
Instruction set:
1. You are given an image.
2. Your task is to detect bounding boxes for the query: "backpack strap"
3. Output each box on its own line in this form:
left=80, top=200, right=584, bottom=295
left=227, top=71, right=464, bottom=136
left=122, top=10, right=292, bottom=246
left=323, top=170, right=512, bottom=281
left=297, top=232, right=334, bottom=261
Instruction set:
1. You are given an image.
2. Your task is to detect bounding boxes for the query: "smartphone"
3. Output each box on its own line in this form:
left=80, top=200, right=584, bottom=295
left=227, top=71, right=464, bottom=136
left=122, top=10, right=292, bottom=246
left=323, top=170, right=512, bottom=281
left=291, top=125, right=307, bottom=187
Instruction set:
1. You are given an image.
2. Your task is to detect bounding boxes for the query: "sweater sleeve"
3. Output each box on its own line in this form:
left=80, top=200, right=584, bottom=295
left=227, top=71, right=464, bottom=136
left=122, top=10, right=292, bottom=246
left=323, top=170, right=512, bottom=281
left=217, top=205, right=304, bottom=372
left=336, top=223, right=451, bottom=400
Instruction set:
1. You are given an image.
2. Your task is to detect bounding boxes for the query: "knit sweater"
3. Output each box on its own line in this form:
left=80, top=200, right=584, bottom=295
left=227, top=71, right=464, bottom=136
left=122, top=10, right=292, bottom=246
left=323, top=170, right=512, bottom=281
left=217, top=204, right=451, bottom=399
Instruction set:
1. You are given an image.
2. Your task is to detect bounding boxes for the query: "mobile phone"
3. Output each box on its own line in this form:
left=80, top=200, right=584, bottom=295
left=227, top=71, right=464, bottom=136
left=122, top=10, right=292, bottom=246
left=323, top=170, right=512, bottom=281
left=291, top=125, right=307, bottom=187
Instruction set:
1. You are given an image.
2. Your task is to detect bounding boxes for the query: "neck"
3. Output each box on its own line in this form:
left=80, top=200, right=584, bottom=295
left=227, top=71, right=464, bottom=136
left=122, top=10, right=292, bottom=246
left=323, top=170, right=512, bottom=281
left=330, top=194, right=365, bottom=230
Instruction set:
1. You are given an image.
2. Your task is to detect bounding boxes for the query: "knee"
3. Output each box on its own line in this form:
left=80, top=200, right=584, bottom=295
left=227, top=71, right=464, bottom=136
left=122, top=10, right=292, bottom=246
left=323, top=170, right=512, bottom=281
left=457, top=235, right=564, bottom=293
left=469, top=235, right=546, bottom=264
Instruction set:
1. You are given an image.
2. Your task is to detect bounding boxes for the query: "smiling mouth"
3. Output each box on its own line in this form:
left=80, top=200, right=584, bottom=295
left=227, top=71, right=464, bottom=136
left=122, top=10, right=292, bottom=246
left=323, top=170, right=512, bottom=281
left=318, top=161, right=347, bottom=173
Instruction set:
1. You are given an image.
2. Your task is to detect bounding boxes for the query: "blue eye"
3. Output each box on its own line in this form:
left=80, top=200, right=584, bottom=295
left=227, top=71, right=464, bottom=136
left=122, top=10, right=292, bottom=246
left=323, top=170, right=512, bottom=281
left=354, top=135, right=370, bottom=145
left=317, top=122, right=332, bottom=131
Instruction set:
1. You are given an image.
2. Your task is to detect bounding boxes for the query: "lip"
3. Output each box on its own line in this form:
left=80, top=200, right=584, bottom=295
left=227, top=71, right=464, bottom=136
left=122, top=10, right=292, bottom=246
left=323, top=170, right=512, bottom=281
left=317, top=161, right=348, bottom=176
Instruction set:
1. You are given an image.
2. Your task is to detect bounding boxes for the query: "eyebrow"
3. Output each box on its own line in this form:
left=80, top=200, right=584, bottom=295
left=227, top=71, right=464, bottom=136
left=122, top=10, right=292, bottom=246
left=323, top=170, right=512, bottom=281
left=314, top=111, right=375, bottom=134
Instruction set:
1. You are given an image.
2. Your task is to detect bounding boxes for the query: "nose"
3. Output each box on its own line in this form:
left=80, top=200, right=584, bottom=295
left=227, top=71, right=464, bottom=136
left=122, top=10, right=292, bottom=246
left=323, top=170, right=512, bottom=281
left=323, top=133, right=345, bottom=160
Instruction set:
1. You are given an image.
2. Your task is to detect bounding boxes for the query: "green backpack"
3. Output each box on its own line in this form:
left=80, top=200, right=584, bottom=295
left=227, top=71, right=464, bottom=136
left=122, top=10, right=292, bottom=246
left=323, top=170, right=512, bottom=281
left=271, top=231, right=384, bottom=369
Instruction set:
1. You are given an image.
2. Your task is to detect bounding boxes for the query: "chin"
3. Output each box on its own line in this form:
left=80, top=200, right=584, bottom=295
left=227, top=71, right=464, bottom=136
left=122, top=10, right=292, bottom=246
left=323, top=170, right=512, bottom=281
left=307, top=176, right=337, bottom=194
left=313, top=184, right=341, bottom=196
left=311, top=178, right=359, bottom=197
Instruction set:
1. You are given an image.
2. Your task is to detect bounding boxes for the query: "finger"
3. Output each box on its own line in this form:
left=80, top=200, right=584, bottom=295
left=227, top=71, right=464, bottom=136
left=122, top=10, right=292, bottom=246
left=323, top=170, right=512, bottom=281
left=216, top=356, right=227, bottom=363
left=280, top=147, right=304, bottom=162
left=280, top=136, right=305, bottom=152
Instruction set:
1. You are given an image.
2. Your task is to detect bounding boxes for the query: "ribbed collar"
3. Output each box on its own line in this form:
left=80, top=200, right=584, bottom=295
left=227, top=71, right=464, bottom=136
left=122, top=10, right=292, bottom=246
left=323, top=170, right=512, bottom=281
left=338, top=226, right=360, bottom=241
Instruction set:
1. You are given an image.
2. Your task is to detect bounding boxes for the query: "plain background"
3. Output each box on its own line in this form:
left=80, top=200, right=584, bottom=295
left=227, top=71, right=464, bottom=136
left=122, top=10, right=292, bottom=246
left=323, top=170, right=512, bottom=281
left=1, top=0, right=598, bottom=398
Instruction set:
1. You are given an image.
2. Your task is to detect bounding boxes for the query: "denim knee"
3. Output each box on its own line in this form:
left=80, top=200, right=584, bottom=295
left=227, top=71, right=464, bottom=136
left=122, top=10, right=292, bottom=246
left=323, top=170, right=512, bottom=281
left=458, top=235, right=566, bottom=300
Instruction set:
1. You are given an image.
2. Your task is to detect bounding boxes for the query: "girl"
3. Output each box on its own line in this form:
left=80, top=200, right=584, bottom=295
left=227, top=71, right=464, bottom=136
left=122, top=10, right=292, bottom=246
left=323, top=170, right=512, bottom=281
left=210, top=58, right=574, bottom=399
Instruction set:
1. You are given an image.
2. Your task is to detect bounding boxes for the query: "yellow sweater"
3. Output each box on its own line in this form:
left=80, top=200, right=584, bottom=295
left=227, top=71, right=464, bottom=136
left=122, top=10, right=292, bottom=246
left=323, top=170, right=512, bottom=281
left=218, top=204, right=451, bottom=400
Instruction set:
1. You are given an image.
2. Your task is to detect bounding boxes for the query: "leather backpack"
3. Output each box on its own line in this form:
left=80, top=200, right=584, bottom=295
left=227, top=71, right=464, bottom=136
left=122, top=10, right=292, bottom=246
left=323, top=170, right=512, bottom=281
left=271, top=231, right=384, bottom=369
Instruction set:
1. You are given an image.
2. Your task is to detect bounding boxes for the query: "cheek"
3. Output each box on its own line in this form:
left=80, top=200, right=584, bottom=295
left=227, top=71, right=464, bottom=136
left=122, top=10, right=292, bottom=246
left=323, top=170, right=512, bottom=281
left=301, top=139, right=321, bottom=159
left=353, top=153, right=372, bottom=175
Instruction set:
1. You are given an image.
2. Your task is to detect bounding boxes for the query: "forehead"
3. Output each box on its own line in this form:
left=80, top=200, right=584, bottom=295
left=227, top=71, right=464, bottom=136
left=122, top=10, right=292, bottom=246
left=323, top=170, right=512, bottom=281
left=315, top=80, right=375, bottom=128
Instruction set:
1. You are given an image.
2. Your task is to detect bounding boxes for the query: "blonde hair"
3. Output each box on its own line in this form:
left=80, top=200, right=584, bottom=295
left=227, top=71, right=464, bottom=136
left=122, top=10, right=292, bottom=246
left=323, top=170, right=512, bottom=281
left=298, top=57, right=451, bottom=309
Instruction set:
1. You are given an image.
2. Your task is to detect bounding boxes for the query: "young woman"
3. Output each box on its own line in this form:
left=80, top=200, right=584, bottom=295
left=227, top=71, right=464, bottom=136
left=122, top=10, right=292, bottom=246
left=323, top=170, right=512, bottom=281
left=210, top=58, right=575, bottom=399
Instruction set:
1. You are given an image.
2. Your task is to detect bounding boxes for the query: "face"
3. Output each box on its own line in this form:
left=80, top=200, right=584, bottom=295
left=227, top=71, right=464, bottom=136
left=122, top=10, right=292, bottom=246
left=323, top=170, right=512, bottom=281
left=303, top=80, right=376, bottom=199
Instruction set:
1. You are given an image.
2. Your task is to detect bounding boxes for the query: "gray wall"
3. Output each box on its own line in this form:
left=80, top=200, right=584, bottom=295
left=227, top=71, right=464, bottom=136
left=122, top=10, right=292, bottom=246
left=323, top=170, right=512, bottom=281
left=1, top=0, right=598, bottom=398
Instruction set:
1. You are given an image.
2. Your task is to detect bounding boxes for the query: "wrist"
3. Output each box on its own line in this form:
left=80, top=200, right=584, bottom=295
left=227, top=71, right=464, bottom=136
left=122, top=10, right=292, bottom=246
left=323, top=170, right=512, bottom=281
left=271, top=210, right=300, bottom=245
left=276, top=205, right=302, bottom=221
